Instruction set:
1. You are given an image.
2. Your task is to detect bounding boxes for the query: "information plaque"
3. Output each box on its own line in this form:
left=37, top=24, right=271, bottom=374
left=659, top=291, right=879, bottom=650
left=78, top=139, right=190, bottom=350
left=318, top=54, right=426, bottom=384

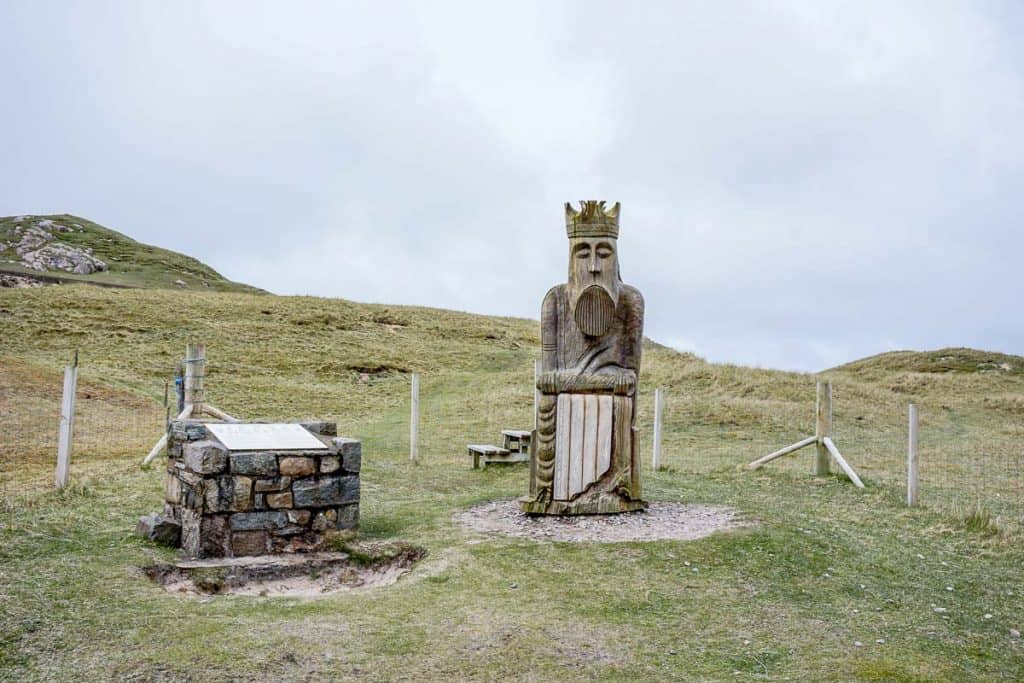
left=207, top=423, right=329, bottom=451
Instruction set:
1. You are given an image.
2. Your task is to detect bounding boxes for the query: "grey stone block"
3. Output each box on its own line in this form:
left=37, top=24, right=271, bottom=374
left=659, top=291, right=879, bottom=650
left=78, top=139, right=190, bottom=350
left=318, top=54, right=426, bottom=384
left=229, top=511, right=288, bottom=531
left=254, top=476, right=290, bottom=493
left=311, top=509, right=336, bottom=531
left=200, top=515, right=230, bottom=557
left=230, top=452, right=278, bottom=477
left=135, top=513, right=181, bottom=547
left=179, top=508, right=201, bottom=558
left=179, top=470, right=202, bottom=487
left=170, top=419, right=208, bottom=442
left=231, top=530, right=269, bottom=556
left=204, top=477, right=233, bottom=513
left=184, top=440, right=228, bottom=475
left=233, top=476, right=253, bottom=511
left=181, top=481, right=204, bottom=510
left=165, top=474, right=182, bottom=504
left=287, top=510, right=311, bottom=525
left=333, top=437, right=361, bottom=472
left=336, top=504, right=359, bottom=530
left=293, top=475, right=359, bottom=507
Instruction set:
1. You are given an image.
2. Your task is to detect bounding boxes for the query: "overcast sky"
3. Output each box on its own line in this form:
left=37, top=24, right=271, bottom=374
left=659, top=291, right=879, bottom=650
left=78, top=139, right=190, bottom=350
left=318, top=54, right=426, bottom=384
left=2, top=1, right=1021, bottom=371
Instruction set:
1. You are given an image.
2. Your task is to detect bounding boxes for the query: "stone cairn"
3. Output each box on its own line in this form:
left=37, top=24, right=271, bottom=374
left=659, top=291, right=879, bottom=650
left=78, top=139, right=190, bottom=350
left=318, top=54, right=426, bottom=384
left=154, top=420, right=361, bottom=558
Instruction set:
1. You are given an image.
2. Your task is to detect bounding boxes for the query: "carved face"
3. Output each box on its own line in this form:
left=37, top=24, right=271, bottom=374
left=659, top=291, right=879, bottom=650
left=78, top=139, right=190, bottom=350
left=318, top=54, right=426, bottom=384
left=569, top=238, right=618, bottom=288
left=569, top=237, right=620, bottom=337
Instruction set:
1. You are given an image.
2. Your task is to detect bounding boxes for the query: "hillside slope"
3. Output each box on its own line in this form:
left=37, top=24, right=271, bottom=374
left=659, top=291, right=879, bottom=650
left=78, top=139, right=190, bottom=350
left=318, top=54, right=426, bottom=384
left=3, top=285, right=1022, bottom=486
left=0, top=214, right=264, bottom=293
left=832, top=347, right=1023, bottom=378
left=2, top=285, right=1023, bottom=681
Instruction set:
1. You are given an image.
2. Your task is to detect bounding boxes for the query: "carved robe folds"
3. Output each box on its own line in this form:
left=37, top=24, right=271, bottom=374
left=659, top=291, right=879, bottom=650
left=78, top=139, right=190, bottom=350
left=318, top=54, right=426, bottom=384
left=524, top=380, right=644, bottom=515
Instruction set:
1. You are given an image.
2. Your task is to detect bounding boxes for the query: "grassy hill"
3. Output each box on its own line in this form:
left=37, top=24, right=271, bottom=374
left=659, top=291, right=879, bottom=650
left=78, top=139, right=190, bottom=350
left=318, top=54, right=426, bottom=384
left=833, top=348, right=1024, bottom=378
left=1, top=285, right=1023, bottom=681
left=0, top=214, right=264, bottom=293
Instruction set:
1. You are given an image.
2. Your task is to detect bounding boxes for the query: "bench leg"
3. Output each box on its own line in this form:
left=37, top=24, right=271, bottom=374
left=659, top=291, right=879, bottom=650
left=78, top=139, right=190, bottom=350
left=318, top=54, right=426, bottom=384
left=471, top=450, right=480, bottom=469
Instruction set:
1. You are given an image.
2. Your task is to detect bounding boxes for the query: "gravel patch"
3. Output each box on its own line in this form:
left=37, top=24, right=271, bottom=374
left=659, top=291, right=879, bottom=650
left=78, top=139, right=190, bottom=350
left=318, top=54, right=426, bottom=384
left=456, top=500, right=747, bottom=543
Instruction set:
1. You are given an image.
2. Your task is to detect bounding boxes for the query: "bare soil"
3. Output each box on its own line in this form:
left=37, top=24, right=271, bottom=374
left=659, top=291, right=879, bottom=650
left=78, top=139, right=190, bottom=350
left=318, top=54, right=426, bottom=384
left=145, top=542, right=426, bottom=598
left=455, top=499, right=748, bottom=543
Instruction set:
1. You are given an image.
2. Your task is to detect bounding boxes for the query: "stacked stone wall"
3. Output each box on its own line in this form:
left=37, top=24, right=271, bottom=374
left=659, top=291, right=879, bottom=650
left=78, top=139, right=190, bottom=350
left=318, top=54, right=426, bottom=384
left=163, top=420, right=360, bottom=558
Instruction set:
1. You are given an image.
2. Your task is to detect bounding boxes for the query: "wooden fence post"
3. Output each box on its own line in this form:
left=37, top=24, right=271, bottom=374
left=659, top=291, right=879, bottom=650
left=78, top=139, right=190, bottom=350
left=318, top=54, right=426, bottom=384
left=652, top=388, right=664, bottom=471
left=184, top=343, right=206, bottom=416
left=410, top=373, right=420, bottom=462
left=55, top=362, right=78, bottom=489
left=907, top=403, right=918, bottom=506
left=815, top=381, right=832, bottom=476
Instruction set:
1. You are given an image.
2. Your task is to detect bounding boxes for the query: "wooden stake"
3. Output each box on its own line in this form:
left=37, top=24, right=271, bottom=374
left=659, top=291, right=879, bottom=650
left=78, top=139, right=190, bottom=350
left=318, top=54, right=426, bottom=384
left=55, top=364, right=78, bottom=489
left=747, top=435, right=818, bottom=470
left=907, top=403, right=918, bottom=506
left=815, top=381, right=832, bottom=476
left=652, top=387, right=664, bottom=471
left=203, top=403, right=239, bottom=423
left=141, top=404, right=192, bottom=466
left=410, top=373, right=420, bottom=462
left=822, top=437, right=864, bottom=489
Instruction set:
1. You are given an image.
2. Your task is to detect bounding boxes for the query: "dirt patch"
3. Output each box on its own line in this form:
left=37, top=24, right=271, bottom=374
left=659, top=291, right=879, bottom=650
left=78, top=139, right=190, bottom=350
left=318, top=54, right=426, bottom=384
left=144, top=542, right=426, bottom=597
left=456, top=500, right=747, bottom=543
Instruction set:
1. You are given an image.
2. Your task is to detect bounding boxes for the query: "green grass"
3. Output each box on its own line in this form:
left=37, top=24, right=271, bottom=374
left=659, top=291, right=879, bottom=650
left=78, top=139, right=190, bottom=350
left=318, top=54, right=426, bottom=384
left=0, top=214, right=264, bottom=293
left=1, top=285, right=1023, bottom=680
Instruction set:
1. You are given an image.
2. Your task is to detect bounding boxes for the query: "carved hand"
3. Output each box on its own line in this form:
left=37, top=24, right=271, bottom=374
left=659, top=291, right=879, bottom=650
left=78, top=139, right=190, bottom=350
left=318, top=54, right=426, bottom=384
left=537, top=371, right=560, bottom=394
left=537, top=370, right=636, bottom=396
left=614, top=370, right=637, bottom=397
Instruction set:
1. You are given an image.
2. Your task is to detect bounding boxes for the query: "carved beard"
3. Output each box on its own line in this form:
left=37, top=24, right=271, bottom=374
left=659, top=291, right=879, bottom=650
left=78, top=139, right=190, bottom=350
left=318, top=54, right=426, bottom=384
left=574, top=284, right=616, bottom=337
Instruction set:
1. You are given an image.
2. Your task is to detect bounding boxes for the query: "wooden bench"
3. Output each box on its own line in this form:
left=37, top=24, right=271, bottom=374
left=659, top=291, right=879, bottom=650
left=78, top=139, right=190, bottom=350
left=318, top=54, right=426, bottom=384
left=501, top=429, right=532, bottom=453
left=467, top=444, right=529, bottom=469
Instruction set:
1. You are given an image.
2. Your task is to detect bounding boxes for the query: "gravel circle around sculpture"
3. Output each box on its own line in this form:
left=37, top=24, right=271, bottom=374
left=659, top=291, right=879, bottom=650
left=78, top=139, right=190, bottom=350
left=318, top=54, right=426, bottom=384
left=456, top=500, right=748, bottom=543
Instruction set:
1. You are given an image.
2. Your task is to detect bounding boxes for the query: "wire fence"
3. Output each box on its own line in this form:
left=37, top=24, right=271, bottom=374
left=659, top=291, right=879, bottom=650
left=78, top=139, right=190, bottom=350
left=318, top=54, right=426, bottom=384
left=2, top=403, right=166, bottom=464
left=827, top=403, right=1024, bottom=534
left=2, top=363, right=1021, bottom=534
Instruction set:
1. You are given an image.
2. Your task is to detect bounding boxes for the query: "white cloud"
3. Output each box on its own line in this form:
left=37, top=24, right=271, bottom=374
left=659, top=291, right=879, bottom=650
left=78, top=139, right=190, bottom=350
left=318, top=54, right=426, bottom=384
left=1, top=1, right=1021, bottom=371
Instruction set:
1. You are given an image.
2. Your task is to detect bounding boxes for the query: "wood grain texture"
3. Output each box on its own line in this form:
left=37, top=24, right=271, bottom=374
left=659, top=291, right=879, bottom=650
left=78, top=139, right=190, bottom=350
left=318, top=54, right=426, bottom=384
left=534, top=394, right=557, bottom=497
left=652, top=388, right=664, bottom=471
left=554, top=393, right=571, bottom=500
left=596, top=395, right=613, bottom=477
left=520, top=201, right=647, bottom=515
left=582, top=395, right=598, bottom=486
left=746, top=435, right=818, bottom=470
left=203, top=404, right=239, bottom=423
left=823, top=437, right=864, bottom=489
left=815, top=381, right=832, bottom=476
left=614, top=395, right=633, bottom=484
left=184, top=343, right=206, bottom=415
left=907, top=403, right=919, bottom=506
left=55, top=365, right=77, bottom=489
left=569, top=394, right=585, bottom=497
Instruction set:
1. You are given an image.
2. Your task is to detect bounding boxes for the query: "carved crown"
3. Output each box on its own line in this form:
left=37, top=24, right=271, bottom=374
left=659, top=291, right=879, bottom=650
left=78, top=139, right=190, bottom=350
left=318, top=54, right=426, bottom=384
left=565, top=200, right=620, bottom=239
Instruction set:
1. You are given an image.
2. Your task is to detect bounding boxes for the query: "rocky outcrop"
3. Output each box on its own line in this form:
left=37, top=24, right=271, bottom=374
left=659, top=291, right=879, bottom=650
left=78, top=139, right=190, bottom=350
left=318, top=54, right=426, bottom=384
left=0, top=274, right=45, bottom=288
left=3, top=218, right=107, bottom=275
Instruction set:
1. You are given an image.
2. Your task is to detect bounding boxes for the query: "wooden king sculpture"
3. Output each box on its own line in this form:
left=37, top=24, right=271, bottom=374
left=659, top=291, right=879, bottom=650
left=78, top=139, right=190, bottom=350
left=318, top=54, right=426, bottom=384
left=521, top=201, right=647, bottom=515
